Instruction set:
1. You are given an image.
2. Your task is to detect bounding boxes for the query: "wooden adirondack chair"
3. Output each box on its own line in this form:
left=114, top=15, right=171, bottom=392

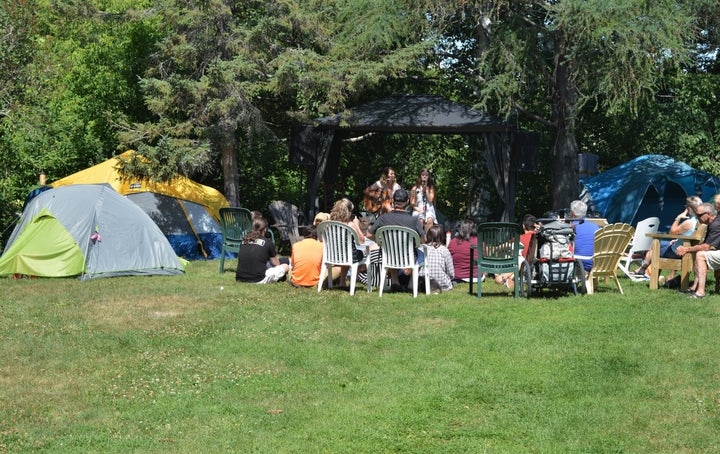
left=585, top=223, right=635, bottom=295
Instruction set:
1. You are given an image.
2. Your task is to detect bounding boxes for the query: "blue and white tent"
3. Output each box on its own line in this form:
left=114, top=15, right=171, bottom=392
left=580, top=155, right=720, bottom=229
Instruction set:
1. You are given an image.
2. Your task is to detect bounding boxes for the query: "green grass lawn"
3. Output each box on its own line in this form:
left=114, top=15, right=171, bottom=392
left=2, top=261, right=720, bottom=452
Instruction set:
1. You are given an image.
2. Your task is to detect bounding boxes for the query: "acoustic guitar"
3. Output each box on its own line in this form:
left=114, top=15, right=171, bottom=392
left=363, top=187, right=392, bottom=215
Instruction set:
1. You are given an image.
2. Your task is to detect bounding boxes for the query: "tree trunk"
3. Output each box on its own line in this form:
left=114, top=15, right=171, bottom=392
left=549, top=127, right=579, bottom=211
left=549, top=37, right=580, bottom=211
left=220, top=138, right=239, bottom=207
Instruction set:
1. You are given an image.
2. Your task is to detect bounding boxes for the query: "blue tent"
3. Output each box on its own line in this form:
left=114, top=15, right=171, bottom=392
left=580, top=155, right=720, bottom=230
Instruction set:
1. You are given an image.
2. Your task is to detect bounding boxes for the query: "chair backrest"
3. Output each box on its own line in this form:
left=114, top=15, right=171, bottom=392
left=317, top=221, right=360, bottom=266
left=219, top=207, right=253, bottom=246
left=476, top=222, right=523, bottom=271
left=693, top=222, right=707, bottom=240
left=374, top=225, right=422, bottom=268
left=268, top=200, right=305, bottom=244
left=592, top=223, right=635, bottom=273
left=628, top=217, right=660, bottom=254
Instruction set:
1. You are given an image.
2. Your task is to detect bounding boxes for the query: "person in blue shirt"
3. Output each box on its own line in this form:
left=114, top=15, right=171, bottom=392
left=570, top=200, right=600, bottom=271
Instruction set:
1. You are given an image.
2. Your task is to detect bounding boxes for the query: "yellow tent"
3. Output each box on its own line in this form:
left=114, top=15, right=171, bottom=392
left=51, top=151, right=230, bottom=259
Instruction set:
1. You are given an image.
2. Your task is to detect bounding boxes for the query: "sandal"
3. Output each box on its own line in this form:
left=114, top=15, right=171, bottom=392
left=679, top=288, right=696, bottom=294
left=687, top=293, right=706, bottom=299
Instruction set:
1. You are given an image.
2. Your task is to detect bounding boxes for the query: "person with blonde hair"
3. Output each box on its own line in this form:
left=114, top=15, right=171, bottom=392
left=634, top=195, right=703, bottom=281
left=329, top=198, right=367, bottom=288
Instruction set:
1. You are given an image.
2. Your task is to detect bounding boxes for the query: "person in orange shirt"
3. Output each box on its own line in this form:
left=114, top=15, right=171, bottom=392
left=289, top=225, right=325, bottom=288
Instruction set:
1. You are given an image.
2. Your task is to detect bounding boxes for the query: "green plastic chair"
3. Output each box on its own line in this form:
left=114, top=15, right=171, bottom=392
left=218, top=207, right=253, bottom=273
left=475, top=222, right=523, bottom=298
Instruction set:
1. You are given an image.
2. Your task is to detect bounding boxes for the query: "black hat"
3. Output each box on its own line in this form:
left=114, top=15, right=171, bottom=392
left=393, top=189, right=409, bottom=203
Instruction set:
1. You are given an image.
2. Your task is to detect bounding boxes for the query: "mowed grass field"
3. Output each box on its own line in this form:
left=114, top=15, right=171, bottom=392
left=2, top=260, right=720, bottom=452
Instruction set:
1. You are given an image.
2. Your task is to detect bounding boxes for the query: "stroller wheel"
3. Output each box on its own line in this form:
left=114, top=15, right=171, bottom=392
left=519, top=260, right=533, bottom=298
left=572, top=259, right=587, bottom=295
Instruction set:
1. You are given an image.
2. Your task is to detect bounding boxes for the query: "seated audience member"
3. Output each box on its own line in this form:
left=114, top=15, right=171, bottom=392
left=289, top=225, right=324, bottom=288
left=367, top=189, right=424, bottom=239
left=569, top=200, right=600, bottom=271
left=420, top=225, right=455, bottom=293
left=494, top=214, right=538, bottom=289
left=329, top=198, right=367, bottom=288
left=368, top=189, right=425, bottom=290
left=712, top=193, right=720, bottom=212
left=634, top=196, right=702, bottom=281
left=235, top=216, right=290, bottom=284
left=313, top=212, right=330, bottom=226
left=448, top=219, right=479, bottom=283
left=676, top=203, right=720, bottom=298
left=519, top=214, right=539, bottom=259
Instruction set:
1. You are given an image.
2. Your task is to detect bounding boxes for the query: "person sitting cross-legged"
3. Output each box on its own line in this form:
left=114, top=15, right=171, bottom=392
left=235, top=215, right=290, bottom=284
left=419, top=224, right=455, bottom=293
left=289, top=225, right=325, bottom=288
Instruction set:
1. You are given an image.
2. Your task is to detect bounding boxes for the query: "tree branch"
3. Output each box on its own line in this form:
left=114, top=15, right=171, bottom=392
left=513, top=102, right=555, bottom=129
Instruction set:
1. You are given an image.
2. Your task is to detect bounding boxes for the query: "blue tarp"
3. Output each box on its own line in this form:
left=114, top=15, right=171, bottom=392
left=580, top=155, right=720, bottom=229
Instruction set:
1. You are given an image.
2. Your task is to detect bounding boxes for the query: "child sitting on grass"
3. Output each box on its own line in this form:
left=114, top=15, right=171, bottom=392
left=420, top=225, right=455, bottom=293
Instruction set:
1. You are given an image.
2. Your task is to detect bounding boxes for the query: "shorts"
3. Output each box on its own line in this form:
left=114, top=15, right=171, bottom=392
left=704, top=250, right=720, bottom=271
left=257, top=264, right=288, bottom=284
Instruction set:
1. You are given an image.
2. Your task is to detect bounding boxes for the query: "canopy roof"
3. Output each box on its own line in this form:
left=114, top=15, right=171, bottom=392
left=313, top=94, right=513, bottom=134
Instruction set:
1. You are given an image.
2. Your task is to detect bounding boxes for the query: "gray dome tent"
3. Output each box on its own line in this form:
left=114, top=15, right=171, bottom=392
left=0, top=184, right=186, bottom=279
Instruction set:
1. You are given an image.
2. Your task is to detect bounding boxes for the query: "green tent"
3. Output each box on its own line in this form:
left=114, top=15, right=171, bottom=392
left=0, top=209, right=85, bottom=277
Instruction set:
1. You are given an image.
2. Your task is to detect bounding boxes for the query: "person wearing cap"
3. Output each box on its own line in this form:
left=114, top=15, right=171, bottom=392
left=367, top=189, right=424, bottom=239
left=367, top=189, right=425, bottom=291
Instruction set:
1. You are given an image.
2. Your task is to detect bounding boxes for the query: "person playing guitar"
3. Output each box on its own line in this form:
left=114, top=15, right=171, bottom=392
left=363, top=167, right=401, bottom=216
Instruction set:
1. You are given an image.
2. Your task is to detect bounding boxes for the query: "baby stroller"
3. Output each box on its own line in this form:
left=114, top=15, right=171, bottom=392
left=518, top=220, right=587, bottom=296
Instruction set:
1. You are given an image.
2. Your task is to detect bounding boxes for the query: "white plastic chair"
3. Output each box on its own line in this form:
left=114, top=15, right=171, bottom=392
left=316, top=221, right=371, bottom=295
left=374, top=225, right=429, bottom=298
left=617, top=216, right=659, bottom=281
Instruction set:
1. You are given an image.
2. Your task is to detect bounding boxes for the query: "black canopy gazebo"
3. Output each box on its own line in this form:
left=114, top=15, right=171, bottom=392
left=290, top=94, right=536, bottom=222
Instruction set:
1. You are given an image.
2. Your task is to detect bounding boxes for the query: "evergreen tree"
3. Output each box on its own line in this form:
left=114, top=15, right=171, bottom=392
left=423, top=0, right=699, bottom=209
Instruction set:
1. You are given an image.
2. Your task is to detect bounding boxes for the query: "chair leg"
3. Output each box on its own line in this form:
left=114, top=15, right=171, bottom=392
left=423, top=271, right=431, bottom=295
left=349, top=264, right=358, bottom=296
left=477, top=270, right=482, bottom=298
left=613, top=274, right=624, bottom=295
left=411, top=269, right=419, bottom=298
left=379, top=267, right=387, bottom=297
left=513, top=269, right=519, bottom=298
left=317, top=264, right=327, bottom=293
left=219, top=248, right=225, bottom=274
left=586, top=274, right=595, bottom=295
left=715, top=269, right=720, bottom=294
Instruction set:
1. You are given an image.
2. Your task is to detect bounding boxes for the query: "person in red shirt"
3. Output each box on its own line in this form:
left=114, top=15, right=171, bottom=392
left=448, top=219, right=479, bottom=284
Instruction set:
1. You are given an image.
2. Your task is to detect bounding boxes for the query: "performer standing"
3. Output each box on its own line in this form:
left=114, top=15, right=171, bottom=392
left=409, top=168, right=436, bottom=233
left=363, top=167, right=401, bottom=217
